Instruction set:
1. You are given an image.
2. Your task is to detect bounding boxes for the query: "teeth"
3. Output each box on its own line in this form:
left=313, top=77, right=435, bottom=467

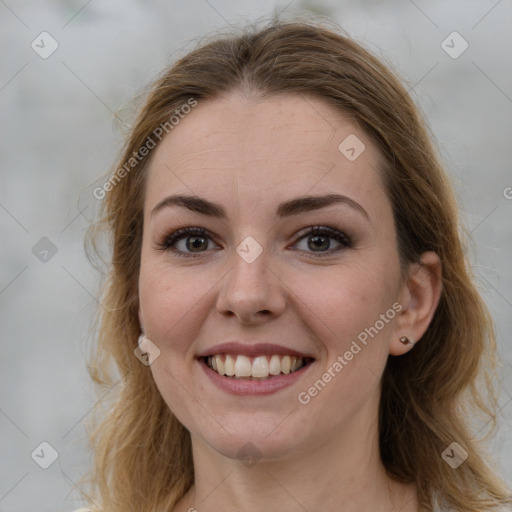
left=269, top=355, right=281, bottom=375
left=281, top=355, right=291, bottom=374
left=206, top=354, right=307, bottom=379
left=215, top=355, right=225, bottom=375
left=224, top=354, right=235, bottom=376
left=252, top=356, right=269, bottom=378
left=234, top=355, right=252, bottom=377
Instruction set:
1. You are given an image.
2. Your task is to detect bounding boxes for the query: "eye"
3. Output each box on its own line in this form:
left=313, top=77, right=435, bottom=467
left=291, top=226, right=353, bottom=257
left=156, top=227, right=218, bottom=258
left=156, top=225, right=353, bottom=258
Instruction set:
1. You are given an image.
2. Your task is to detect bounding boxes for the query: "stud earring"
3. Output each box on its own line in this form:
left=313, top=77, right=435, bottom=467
left=399, top=335, right=415, bottom=346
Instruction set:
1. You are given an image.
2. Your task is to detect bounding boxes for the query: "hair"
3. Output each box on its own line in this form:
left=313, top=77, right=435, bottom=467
left=80, top=12, right=512, bottom=512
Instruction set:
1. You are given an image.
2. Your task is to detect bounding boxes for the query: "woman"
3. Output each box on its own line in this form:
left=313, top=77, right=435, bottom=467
left=78, top=15, right=512, bottom=512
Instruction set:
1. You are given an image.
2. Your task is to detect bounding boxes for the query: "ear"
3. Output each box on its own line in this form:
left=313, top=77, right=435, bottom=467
left=138, top=307, right=145, bottom=333
left=389, top=251, right=442, bottom=356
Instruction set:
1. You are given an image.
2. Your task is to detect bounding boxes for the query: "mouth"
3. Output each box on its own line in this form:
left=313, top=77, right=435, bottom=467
left=196, top=342, right=316, bottom=395
left=202, top=354, right=315, bottom=380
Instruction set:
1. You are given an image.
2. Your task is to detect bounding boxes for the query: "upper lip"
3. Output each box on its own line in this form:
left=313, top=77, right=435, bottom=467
left=196, top=342, right=315, bottom=359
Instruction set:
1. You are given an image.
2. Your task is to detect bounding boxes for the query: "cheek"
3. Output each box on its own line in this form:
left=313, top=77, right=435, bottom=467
left=297, top=264, right=399, bottom=413
left=138, top=260, right=201, bottom=352
left=309, top=261, right=397, bottom=332
left=304, top=260, right=401, bottom=396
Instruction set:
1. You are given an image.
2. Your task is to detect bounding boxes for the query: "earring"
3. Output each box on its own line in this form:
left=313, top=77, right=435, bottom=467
left=399, top=335, right=415, bottom=346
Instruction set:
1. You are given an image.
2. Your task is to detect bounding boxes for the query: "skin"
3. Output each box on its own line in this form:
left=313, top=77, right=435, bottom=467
left=138, top=91, right=442, bottom=512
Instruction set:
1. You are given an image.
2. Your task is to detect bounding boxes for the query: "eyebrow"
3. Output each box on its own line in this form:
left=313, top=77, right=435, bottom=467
left=151, top=193, right=369, bottom=220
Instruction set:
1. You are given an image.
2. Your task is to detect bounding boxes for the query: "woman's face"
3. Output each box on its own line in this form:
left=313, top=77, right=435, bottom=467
left=138, top=92, right=407, bottom=461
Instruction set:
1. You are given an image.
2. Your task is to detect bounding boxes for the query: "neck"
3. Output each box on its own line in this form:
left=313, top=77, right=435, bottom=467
left=174, top=397, right=418, bottom=512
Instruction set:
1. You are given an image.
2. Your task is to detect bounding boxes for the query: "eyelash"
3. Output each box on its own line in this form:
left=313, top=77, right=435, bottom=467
left=156, top=226, right=353, bottom=259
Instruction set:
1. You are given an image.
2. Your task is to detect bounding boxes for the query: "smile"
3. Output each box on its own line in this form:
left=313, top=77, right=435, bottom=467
left=196, top=342, right=316, bottom=395
left=204, top=354, right=313, bottom=379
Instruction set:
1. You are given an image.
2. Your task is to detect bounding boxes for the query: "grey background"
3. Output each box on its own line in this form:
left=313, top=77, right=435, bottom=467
left=1, top=1, right=511, bottom=511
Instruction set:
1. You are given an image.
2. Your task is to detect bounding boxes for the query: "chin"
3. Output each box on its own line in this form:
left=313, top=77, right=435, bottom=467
left=187, top=409, right=317, bottom=464
left=202, top=430, right=305, bottom=464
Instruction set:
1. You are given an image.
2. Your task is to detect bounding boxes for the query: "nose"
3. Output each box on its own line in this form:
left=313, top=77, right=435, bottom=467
left=215, top=243, right=286, bottom=325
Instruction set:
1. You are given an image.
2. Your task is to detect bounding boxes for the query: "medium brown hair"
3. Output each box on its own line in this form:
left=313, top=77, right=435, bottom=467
left=82, top=14, right=512, bottom=512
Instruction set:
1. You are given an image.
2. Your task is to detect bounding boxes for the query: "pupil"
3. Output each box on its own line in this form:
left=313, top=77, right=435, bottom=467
left=188, top=236, right=206, bottom=251
left=309, top=235, right=328, bottom=251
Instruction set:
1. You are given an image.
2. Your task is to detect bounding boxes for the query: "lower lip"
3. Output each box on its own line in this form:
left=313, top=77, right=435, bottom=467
left=198, top=358, right=313, bottom=396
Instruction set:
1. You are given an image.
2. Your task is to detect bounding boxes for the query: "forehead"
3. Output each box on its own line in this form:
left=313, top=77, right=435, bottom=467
left=144, top=92, right=389, bottom=220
